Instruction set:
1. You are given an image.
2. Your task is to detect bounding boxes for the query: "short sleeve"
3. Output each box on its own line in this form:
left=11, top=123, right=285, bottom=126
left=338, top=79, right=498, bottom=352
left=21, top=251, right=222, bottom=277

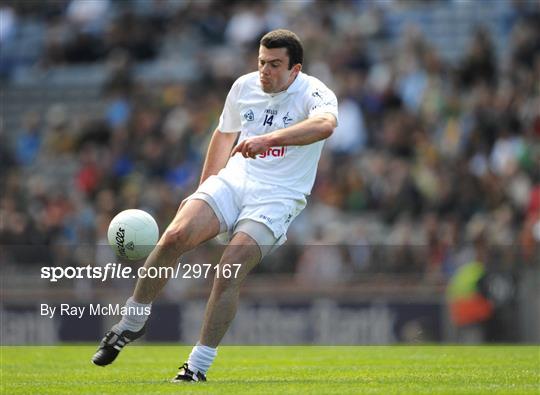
left=306, top=84, right=339, bottom=125
left=217, top=79, right=242, bottom=133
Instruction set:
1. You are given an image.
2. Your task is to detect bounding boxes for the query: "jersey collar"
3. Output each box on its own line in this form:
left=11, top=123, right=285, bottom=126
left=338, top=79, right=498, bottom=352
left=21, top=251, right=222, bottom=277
left=285, top=71, right=304, bottom=94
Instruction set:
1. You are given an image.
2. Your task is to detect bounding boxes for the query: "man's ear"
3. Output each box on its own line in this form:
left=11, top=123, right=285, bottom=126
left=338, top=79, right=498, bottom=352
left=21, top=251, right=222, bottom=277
left=292, top=63, right=302, bottom=76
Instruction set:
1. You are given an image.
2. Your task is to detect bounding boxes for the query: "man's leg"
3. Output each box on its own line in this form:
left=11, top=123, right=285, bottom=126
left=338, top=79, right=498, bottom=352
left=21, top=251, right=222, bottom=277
left=93, top=199, right=221, bottom=366
left=132, top=199, right=221, bottom=304
left=200, top=231, right=261, bottom=346
left=177, top=231, right=261, bottom=380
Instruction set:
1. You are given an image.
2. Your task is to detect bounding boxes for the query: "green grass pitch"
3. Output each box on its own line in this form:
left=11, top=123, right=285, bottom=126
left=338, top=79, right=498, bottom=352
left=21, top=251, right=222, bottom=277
left=1, top=345, right=538, bottom=394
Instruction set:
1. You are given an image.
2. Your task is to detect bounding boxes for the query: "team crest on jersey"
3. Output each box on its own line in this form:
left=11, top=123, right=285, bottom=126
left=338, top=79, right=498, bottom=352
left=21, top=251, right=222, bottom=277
left=312, top=89, right=324, bottom=100
left=244, top=109, right=254, bottom=121
left=282, top=112, right=293, bottom=126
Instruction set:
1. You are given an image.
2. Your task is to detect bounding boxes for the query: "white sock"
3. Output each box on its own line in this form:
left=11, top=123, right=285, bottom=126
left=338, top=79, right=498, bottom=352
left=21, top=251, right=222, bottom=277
left=187, top=342, right=217, bottom=375
left=112, top=297, right=151, bottom=333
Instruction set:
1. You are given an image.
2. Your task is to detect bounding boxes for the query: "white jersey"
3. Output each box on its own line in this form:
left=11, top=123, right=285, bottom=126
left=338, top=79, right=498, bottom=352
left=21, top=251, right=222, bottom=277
left=217, top=71, right=338, bottom=195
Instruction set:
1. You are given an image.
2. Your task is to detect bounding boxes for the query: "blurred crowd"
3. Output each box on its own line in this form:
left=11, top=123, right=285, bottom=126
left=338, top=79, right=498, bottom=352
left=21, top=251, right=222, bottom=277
left=1, top=0, right=539, bottom=285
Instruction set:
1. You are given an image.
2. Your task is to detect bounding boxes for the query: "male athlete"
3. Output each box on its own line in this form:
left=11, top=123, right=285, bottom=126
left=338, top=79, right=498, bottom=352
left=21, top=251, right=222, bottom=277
left=92, top=29, right=338, bottom=382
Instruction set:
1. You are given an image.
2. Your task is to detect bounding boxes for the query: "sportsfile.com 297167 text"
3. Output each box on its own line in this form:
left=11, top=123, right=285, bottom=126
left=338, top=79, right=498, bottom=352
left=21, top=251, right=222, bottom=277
left=40, top=262, right=242, bottom=282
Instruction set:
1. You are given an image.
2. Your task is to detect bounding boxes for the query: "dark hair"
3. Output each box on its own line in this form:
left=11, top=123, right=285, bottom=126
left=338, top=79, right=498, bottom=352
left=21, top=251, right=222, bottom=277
left=260, top=29, right=303, bottom=69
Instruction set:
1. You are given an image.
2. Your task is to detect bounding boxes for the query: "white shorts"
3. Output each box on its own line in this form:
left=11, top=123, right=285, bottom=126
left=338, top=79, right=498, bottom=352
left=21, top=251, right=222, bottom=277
left=186, top=169, right=306, bottom=257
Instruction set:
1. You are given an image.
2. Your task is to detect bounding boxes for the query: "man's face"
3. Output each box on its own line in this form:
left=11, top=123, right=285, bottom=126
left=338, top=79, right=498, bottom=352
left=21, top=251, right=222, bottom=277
left=258, top=46, right=301, bottom=93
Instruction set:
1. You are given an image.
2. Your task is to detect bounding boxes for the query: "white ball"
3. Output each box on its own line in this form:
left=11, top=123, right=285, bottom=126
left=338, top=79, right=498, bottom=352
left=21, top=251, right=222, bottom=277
left=107, top=209, right=159, bottom=260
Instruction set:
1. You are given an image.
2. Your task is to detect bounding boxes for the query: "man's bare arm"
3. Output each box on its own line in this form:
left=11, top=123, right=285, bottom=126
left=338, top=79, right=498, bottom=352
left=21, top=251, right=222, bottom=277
left=231, top=113, right=336, bottom=159
left=200, top=129, right=239, bottom=184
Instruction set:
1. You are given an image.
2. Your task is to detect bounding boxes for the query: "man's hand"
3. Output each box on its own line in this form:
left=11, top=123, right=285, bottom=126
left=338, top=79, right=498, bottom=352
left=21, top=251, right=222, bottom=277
left=231, top=135, right=272, bottom=159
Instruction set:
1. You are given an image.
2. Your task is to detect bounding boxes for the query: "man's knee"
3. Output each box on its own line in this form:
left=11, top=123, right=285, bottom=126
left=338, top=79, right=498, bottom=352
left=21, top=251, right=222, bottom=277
left=212, top=247, right=260, bottom=293
left=160, top=223, right=194, bottom=252
left=223, top=235, right=262, bottom=264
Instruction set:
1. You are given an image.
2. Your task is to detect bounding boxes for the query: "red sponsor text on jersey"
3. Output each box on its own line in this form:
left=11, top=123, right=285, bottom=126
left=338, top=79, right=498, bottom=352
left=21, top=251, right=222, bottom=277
left=258, top=146, right=286, bottom=158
